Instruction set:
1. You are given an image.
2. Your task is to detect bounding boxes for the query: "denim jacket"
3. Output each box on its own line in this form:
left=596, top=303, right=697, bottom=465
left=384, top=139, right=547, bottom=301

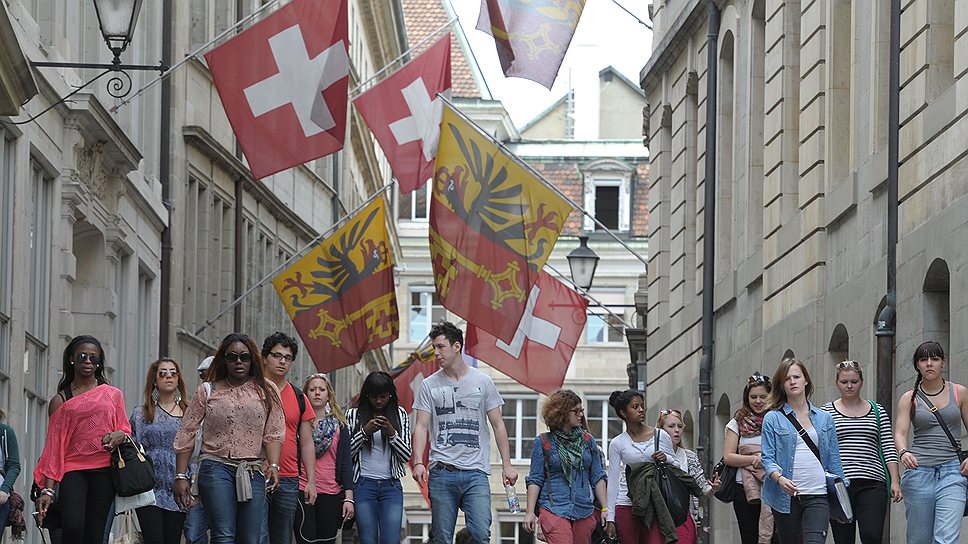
left=761, top=402, right=848, bottom=513
left=525, top=433, right=607, bottom=520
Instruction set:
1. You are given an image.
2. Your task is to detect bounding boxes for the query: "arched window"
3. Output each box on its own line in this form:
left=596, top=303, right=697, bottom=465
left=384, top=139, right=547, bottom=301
left=923, top=258, right=950, bottom=377
left=828, top=323, right=849, bottom=365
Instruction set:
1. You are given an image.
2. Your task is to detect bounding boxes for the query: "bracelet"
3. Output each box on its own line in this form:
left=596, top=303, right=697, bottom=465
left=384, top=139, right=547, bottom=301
left=267, top=463, right=280, bottom=472
left=174, top=473, right=190, bottom=482
left=413, top=463, right=425, bottom=468
left=343, top=498, right=355, bottom=504
left=40, top=488, right=55, bottom=498
left=600, top=507, right=609, bottom=513
left=898, top=448, right=910, bottom=458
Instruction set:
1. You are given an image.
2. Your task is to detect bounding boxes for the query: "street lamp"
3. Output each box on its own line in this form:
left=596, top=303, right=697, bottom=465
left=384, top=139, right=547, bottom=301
left=567, top=235, right=600, bottom=291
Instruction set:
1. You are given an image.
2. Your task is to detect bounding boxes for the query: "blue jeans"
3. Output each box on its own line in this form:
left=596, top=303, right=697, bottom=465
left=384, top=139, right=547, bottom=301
left=259, top=477, right=299, bottom=544
left=355, top=477, right=404, bottom=544
left=183, top=500, right=209, bottom=544
left=0, top=500, right=9, bottom=544
left=901, top=459, right=967, bottom=544
left=427, top=466, right=491, bottom=544
left=197, top=460, right=267, bottom=544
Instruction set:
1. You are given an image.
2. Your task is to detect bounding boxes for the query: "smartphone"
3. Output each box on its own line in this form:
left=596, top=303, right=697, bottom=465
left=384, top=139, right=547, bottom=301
left=713, top=459, right=726, bottom=476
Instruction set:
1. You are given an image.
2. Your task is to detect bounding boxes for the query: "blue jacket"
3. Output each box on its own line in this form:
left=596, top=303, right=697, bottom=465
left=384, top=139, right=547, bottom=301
left=525, top=433, right=607, bottom=520
left=761, top=402, right=848, bottom=513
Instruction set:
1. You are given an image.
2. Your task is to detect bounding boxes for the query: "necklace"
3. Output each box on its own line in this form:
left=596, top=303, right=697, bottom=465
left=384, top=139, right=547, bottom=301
left=921, top=379, right=946, bottom=397
left=226, top=376, right=250, bottom=387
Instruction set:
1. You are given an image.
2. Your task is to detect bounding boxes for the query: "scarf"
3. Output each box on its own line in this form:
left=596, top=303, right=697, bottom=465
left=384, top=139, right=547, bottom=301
left=551, top=427, right=585, bottom=484
left=313, top=415, right=338, bottom=458
left=739, top=414, right=763, bottom=437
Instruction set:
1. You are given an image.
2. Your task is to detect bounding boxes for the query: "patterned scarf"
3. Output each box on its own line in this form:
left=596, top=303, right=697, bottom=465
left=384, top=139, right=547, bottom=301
left=739, top=414, right=763, bottom=437
left=313, top=415, right=338, bottom=458
left=552, top=427, right=585, bottom=484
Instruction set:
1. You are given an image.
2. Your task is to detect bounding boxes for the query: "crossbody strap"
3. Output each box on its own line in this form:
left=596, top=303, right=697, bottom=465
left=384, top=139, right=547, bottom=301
left=914, top=388, right=962, bottom=455
left=784, top=412, right=822, bottom=463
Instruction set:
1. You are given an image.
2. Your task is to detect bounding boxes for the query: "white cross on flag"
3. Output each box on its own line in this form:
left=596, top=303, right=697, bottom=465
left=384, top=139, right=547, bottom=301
left=465, top=271, right=588, bottom=394
left=353, top=34, right=452, bottom=193
left=204, top=0, right=349, bottom=180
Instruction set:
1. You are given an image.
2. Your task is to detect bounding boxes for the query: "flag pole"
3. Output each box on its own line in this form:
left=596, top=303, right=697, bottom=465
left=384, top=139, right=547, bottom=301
left=437, top=96, right=649, bottom=268
left=193, top=182, right=395, bottom=336
left=544, top=263, right=631, bottom=335
left=350, top=19, right=458, bottom=97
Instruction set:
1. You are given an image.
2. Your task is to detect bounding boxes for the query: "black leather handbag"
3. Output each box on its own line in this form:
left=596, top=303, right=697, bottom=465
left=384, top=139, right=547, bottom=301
left=653, top=433, right=691, bottom=527
left=110, top=436, right=156, bottom=497
left=713, top=457, right=739, bottom=503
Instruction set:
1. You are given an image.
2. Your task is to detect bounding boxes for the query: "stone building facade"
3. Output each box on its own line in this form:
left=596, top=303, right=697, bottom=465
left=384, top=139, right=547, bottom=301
left=641, top=0, right=968, bottom=540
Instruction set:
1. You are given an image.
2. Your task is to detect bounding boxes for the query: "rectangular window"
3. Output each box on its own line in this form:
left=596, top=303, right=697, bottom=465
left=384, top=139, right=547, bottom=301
left=503, top=396, right=538, bottom=461
left=595, top=186, right=620, bottom=229
left=583, top=176, right=630, bottom=232
left=397, top=184, right=430, bottom=221
left=0, top=136, right=13, bottom=375
left=585, top=396, right=624, bottom=456
left=113, top=255, right=130, bottom=387
left=137, top=268, right=154, bottom=369
left=499, top=520, right=534, bottom=544
left=405, top=511, right=432, bottom=543
left=409, top=286, right=445, bottom=342
left=28, top=164, right=52, bottom=340
left=586, top=289, right=626, bottom=344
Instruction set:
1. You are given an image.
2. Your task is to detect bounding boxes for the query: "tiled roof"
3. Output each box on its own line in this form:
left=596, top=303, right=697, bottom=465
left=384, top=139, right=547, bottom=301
left=402, top=0, right=482, bottom=98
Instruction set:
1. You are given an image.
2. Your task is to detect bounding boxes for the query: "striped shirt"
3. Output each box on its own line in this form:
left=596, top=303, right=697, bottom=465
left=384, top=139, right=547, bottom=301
left=345, top=406, right=412, bottom=482
left=821, top=400, right=898, bottom=482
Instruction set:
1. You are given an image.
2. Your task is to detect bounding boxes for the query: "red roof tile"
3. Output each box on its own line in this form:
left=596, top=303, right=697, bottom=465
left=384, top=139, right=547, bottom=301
left=402, top=0, right=482, bottom=98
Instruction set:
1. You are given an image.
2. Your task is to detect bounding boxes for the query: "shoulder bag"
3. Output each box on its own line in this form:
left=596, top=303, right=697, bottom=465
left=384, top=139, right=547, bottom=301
left=783, top=412, right=852, bottom=524
left=914, top=389, right=968, bottom=516
left=110, top=436, right=156, bottom=497
left=713, top=457, right=739, bottom=503
left=653, top=431, right=691, bottom=527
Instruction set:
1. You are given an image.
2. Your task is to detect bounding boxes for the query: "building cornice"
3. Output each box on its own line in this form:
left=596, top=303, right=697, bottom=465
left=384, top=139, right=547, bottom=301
left=639, top=0, right=706, bottom=95
left=0, top=2, right=37, bottom=115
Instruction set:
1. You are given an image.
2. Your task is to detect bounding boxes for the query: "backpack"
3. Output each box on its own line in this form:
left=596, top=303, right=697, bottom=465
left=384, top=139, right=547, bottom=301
left=538, top=431, right=597, bottom=505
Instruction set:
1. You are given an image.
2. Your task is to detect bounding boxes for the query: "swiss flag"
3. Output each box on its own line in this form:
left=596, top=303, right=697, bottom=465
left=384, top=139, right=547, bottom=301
left=353, top=34, right=452, bottom=193
left=204, top=0, right=349, bottom=180
left=465, top=272, right=587, bottom=395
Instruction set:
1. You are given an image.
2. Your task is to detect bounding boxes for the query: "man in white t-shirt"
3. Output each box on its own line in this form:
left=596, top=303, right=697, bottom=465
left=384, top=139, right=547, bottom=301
left=412, top=321, right=518, bottom=543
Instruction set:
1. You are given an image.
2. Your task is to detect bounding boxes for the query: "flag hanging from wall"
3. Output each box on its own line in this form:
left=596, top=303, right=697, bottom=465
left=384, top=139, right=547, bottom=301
left=205, top=0, right=349, bottom=179
left=430, top=105, right=572, bottom=342
left=354, top=34, right=452, bottom=193
left=477, top=0, right=586, bottom=89
left=272, top=199, right=398, bottom=372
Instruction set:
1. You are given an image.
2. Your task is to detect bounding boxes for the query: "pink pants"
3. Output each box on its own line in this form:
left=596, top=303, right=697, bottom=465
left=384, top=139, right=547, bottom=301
left=614, top=505, right=665, bottom=544
left=538, top=508, right=597, bottom=544
left=675, top=514, right=698, bottom=544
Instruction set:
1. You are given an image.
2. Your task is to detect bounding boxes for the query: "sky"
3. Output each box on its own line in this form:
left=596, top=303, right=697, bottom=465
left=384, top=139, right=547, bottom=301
left=448, top=0, right=654, bottom=137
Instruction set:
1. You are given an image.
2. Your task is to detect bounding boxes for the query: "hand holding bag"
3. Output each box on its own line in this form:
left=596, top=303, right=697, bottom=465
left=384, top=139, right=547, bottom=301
left=914, top=389, right=968, bottom=516
left=653, top=432, right=691, bottom=527
left=783, top=412, right=853, bottom=524
left=110, top=436, right=156, bottom=497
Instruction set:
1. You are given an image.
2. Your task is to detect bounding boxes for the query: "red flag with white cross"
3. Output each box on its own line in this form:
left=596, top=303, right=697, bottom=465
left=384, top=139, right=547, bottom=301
left=464, top=271, right=587, bottom=394
left=204, top=0, right=349, bottom=179
left=353, top=34, right=452, bottom=193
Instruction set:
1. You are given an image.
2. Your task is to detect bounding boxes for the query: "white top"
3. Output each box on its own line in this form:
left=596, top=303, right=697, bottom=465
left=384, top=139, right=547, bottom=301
left=605, top=429, right=677, bottom=522
left=359, top=430, right=393, bottom=479
left=725, top=419, right=761, bottom=483
left=792, top=426, right=826, bottom=495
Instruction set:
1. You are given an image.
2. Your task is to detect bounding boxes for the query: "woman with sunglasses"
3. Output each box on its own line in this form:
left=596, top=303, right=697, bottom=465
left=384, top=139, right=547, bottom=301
left=130, top=358, right=191, bottom=544
left=723, top=373, right=775, bottom=544
left=173, top=333, right=284, bottom=544
left=895, top=341, right=968, bottom=544
left=761, top=358, right=847, bottom=544
left=33, top=335, right=131, bottom=544
left=522, top=390, right=607, bottom=544
left=294, top=373, right=354, bottom=544
left=658, top=408, right=717, bottom=544
left=821, top=360, right=900, bottom=544
left=344, top=371, right=410, bottom=544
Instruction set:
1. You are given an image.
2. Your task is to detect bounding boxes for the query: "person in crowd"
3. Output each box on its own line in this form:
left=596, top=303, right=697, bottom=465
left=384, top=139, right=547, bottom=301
left=130, top=357, right=191, bottom=544
left=724, top=372, right=775, bottom=544
left=172, top=333, right=285, bottom=544
left=761, top=358, right=847, bottom=544
left=522, top=389, right=607, bottom=544
left=658, top=408, right=718, bottom=544
left=411, top=321, right=518, bottom=543
left=895, top=341, right=968, bottom=544
left=33, top=335, right=131, bottom=544
left=821, top=360, right=901, bottom=544
left=259, top=332, right=317, bottom=544
left=183, top=356, right=213, bottom=544
left=603, top=389, right=675, bottom=543
left=0, top=406, right=21, bottom=543
left=294, top=373, right=353, bottom=543
left=345, top=371, right=411, bottom=544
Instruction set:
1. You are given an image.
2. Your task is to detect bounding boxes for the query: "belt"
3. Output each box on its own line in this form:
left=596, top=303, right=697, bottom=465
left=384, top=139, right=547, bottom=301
left=437, top=463, right=464, bottom=472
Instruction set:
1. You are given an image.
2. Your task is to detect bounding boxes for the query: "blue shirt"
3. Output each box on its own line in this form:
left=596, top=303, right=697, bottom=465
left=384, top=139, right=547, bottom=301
left=761, top=402, right=848, bottom=514
left=525, top=433, right=607, bottom=520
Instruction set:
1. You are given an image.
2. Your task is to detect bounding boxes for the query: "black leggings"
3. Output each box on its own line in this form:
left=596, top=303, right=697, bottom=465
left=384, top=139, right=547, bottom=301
left=830, top=478, right=889, bottom=544
left=294, top=491, right=344, bottom=544
left=58, top=469, right=115, bottom=544
left=135, top=505, right=187, bottom=544
left=733, top=493, right=779, bottom=544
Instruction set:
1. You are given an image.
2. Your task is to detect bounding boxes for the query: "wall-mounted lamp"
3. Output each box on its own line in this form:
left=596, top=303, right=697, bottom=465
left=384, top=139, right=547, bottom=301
left=567, top=235, right=600, bottom=291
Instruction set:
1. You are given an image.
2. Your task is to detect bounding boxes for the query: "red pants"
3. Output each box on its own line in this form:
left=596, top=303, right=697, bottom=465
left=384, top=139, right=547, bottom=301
left=614, top=505, right=665, bottom=544
left=538, top=508, right=597, bottom=544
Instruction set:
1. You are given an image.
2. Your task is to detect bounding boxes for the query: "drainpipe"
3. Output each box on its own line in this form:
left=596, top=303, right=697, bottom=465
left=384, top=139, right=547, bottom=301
left=158, top=0, right=173, bottom=355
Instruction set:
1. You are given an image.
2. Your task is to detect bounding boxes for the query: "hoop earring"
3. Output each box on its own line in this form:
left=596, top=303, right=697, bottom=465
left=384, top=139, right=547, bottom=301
left=151, top=386, right=159, bottom=403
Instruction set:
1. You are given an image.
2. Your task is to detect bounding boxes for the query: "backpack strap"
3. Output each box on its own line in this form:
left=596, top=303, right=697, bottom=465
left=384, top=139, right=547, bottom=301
left=290, top=381, right=307, bottom=477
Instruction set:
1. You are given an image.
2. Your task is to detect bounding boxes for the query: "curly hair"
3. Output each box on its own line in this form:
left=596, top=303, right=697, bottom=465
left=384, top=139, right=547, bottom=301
left=541, top=390, right=583, bottom=431
left=261, top=331, right=299, bottom=359
left=429, top=321, right=463, bottom=349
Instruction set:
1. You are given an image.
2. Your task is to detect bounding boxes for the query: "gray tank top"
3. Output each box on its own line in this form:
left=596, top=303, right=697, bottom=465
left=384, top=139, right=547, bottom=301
left=910, top=385, right=963, bottom=467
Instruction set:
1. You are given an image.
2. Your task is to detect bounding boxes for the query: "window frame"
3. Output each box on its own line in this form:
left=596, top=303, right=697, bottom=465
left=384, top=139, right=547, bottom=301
left=397, top=183, right=431, bottom=222
left=502, top=394, right=539, bottom=462
left=585, top=288, right=627, bottom=345
left=585, top=395, right=624, bottom=457
left=581, top=162, right=632, bottom=233
left=408, top=285, right=445, bottom=342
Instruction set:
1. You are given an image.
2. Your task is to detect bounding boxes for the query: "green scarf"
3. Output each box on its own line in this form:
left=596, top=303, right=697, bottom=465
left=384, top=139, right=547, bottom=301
left=552, top=427, right=585, bottom=484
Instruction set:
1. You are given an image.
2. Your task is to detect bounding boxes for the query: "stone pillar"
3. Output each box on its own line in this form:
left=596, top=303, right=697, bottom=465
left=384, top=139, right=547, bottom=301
left=625, top=270, right=648, bottom=391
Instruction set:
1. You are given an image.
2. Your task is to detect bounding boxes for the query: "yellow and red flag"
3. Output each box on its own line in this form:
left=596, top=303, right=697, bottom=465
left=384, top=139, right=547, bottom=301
left=430, top=106, right=572, bottom=343
left=273, top=199, right=398, bottom=372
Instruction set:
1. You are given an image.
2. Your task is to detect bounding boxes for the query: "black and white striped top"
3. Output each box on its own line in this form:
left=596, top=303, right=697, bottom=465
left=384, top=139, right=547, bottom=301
left=345, top=406, right=412, bottom=482
left=821, top=400, right=899, bottom=482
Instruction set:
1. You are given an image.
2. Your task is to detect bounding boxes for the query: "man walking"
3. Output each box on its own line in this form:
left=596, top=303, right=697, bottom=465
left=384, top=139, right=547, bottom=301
left=412, top=321, right=518, bottom=543
left=260, top=332, right=317, bottom=544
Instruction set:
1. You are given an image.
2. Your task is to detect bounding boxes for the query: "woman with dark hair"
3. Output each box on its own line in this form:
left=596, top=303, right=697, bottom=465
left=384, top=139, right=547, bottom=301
left=523, top=389, right=606, bottom=544
left=603, top=389, right=675, bottom=543
left=761, top=359, right=847, bottom=544
left=130, top=357, right=191, bottom=544
left=33, top=335, right=131, bottom=544
left=345, top=371, right=411, bottom=544
left=172, top=333, right=285, bottom=544
left=723, top=372, right=775, bottom=544
left=294, top=373, right=353, bottom=544
left=895, top=341, right=968, bottom=544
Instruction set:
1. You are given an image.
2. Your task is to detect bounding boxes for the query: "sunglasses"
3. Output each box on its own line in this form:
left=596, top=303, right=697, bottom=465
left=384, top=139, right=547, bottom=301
left=157, top=369, right=179, bottom=377
left=837, top=360, right=860, bottom=370
left=659, top=409, right=682, bottom=417
left=268, top=351, right=294, bottom=363
left=748, top=373, right=770, bottom=385
left=224, top=352, right=252, bottom=363
left=306, top=372, right=329, bottom=382
left=74, top=352, right=101, bottom=366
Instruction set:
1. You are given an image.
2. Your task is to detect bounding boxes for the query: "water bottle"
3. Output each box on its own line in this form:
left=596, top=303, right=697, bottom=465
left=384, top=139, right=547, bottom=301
left=505, top=483, right=521, bottom=513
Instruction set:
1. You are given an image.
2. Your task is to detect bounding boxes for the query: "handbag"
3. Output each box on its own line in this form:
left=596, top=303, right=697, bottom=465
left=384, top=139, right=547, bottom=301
left=653, top=432, right=691, bottom=527
left=110, top=436, right=156, bottom=497
left=713, top=457, right=739, bottom=503
left=914, top=389, right=968, bottom=516
left=29, top=482, right=61, bottom=530
left=784, top=413, right=853, bottom=524
left=115, top=489, right=156, bottom=513
left=110, top=510, right=142, bottom=544
left=590, top=523, right=618, bottom=544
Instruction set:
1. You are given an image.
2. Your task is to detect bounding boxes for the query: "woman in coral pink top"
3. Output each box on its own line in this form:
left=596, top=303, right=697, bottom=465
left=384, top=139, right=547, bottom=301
left=33, top=335, right=132, bottom=544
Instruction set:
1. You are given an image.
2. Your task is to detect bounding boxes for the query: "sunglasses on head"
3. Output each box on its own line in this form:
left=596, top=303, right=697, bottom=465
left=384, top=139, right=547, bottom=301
left=659, top=409, right=682, bottom=417
left=748, top=373, right=770, bottom=385
left=224, top=351, right=252, bottom=363
left=306, top=372, right=329, bottom=382
left=74, top=353, right=101, bottom=366
left=837, top=360, right=860, bottom=370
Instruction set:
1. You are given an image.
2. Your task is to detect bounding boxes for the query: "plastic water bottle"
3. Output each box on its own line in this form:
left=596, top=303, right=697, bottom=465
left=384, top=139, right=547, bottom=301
left=505, top=483, right=521, bottom=513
